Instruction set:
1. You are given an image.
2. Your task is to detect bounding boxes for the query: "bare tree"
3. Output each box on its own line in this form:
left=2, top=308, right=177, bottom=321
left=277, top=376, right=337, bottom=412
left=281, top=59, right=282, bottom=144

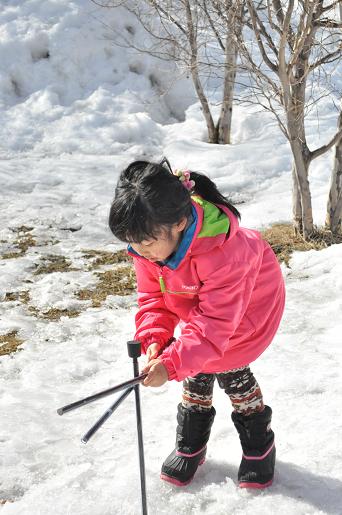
left=326, top=110, right=342, bottom=233
left=236, top=0, right=342, bottom=238
left=93, top=0, right=244, bottom=144
left=326, top=2, right=342, bottom=234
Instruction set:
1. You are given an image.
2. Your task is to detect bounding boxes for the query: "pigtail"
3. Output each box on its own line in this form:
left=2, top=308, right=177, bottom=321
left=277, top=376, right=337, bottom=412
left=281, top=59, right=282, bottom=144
left=189, top=171, right=241, bottom=220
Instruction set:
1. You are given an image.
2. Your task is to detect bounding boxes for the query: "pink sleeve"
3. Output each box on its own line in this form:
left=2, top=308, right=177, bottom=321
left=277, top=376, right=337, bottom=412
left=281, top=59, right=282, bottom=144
left=133, top=257, right=179, bottom=354
left=160, top=260, right=258, bottom=381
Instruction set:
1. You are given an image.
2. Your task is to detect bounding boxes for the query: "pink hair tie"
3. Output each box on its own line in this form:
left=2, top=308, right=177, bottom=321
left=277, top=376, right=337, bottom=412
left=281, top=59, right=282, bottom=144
left=173, top=169, right=195, bottom=192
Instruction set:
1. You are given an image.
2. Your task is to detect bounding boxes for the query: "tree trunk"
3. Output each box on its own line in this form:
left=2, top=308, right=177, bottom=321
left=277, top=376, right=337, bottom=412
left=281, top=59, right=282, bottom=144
left=287, top=86, right=313, bottom=238
left=185, top=0, right=217, bottom=143
left=275, top=2, right=320, bottom=240
left=325, top=1, right=342, bottom=234
left=326, top=111, right=342, bottom=234
left=217, top=30, right=238, bottom=144
left=287, top=81, right=314, bottom=239
left=289, top=137, right=313, bottom=238
left=291, top=161, right=303, bottom=234
left=191, top=67, right=218, bottom=143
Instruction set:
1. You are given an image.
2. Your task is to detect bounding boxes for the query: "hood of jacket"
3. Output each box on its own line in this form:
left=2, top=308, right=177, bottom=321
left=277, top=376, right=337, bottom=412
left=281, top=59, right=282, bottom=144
left=189, top=195, right=239, bottom=257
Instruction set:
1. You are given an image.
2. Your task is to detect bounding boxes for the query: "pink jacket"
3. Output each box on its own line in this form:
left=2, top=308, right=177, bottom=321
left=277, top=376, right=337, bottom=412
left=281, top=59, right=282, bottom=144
left=129, top=196, right=285, bottom=382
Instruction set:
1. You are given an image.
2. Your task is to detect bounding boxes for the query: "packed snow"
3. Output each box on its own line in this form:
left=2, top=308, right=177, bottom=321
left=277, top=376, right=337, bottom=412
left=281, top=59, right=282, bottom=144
left=0, top=1, right=341, bottom=514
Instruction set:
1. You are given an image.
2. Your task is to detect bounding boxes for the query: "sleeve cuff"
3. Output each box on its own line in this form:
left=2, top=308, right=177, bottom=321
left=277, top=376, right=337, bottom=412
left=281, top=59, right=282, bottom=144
left=135, top=333, right=169, bottom=354
left=160, top=356, right=178, bottom=381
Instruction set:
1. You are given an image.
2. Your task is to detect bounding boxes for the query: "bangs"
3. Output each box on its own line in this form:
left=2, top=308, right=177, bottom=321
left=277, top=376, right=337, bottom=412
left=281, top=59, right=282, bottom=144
left=109, top=196, right=168, bottom=244
left=119, top=219, right=162, bottom=244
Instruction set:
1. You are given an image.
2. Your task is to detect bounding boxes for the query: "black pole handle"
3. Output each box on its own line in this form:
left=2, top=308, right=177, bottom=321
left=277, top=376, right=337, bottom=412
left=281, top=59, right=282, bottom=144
left=127, top=340, right=142, bottom=358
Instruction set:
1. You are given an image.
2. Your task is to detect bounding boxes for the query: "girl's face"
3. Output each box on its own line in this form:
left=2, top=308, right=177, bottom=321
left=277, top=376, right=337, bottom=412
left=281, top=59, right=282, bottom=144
left=130, top=218, right=187, bottom=262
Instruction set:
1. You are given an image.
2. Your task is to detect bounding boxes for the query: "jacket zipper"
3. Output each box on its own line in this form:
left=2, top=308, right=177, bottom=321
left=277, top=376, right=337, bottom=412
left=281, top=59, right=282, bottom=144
left=159, top=275, right=166, bottom=293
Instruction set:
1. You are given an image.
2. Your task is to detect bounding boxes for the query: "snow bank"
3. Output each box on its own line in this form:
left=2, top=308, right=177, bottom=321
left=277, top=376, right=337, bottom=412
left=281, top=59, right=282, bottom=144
left=0, top=0, right=195, bottom=156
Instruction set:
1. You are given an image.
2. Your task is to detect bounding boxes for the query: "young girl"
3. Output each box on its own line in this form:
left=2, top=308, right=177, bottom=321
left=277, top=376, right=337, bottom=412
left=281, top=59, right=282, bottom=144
left=108, top=158, right=285, bottom=489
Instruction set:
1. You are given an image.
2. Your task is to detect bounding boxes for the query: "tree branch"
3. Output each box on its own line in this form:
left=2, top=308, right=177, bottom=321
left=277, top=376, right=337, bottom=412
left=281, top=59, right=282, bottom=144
left=250, top=1, right=280, bottom=58
left=150, top=1, right=187, bottom=36
left=237, top=34, right=281, bottom=99
left=310, top=129, right=342, bottom=161
left=322, top=1, right=341, bottom=13
left=270, top=0, right=295, bottom=48
left=315, top=19, right=342, bottom=28
left=287, top=0, right=316, bottom=71
left=247, top=0, right=279, bottom=73
left=309, top=46, right=342, bottom=71
left=200, top=1, right=225, bottom=51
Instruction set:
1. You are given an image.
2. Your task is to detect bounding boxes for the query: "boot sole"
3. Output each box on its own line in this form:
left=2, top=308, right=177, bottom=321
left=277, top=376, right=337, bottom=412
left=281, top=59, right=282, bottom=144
left=239, top=478, right=273, bottom=489
left=160, top=457, right=206, bottom=487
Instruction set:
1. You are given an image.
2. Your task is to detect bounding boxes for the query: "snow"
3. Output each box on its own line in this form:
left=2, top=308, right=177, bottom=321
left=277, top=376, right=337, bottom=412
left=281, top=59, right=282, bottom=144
left=1, top=1, right=341, bottom=514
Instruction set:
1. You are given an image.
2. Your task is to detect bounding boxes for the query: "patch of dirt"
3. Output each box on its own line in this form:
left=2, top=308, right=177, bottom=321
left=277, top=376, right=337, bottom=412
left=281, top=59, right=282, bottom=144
left=261, top=223, right=342, bottom=266
left=76, top=265, right=136, bottom=307
left=0, top=331, right=24, bottom=356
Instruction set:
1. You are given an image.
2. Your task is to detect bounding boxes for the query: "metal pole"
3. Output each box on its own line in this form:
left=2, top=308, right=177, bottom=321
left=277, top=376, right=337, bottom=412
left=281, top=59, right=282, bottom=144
left=127, top=340, right=148, bottom=515
left=57, top=373, right=147, bottom=416
left=81, top=386, right=134, bottom=444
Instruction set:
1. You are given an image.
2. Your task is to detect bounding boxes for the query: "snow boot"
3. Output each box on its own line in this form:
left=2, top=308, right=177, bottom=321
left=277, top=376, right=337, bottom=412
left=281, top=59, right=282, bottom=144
left=160, top=403, right=216, bottom=486
left=231, top=405, right=275, bottom=489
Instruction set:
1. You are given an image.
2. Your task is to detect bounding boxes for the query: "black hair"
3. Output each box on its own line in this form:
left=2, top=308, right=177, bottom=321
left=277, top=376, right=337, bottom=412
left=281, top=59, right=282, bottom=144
left=108, top=158, right=241, bottom=243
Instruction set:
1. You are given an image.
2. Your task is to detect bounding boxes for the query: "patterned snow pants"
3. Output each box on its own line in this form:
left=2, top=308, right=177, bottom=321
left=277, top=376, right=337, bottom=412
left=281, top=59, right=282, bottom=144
left=182, top=366, right=264, bottom=415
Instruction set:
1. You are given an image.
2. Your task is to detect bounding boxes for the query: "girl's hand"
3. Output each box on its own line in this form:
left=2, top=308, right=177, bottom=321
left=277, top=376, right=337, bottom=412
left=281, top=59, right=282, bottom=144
left=146, top=342, right=160, bottom=362
left=142, top=359, right=168, bottom=387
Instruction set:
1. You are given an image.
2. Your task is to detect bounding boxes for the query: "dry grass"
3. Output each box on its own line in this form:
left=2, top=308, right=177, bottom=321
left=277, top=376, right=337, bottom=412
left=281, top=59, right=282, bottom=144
left=1, top=226, right=36, bottom=259
left=33, top=254, right=79, bottom=275
left=4, top=291, right=30, bottom=303
left=1, top=250, right=135, bottom=331
left=4, top=289, right=82, bottom=321
left=81, top=249, right=131, bottom=270
left=27, top=306, right=82, bottom=321
left=0, top=330, right=24, bottom=356
left=0, top=243, right=137, bottom=356
left=261, top=223, right=342, bottom=265
left=76, top=265, right=136, bottom=307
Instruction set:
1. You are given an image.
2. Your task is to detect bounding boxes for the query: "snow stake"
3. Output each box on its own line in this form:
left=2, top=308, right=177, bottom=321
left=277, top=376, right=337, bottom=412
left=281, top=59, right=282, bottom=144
left=57, top=340, right=148, bottom=515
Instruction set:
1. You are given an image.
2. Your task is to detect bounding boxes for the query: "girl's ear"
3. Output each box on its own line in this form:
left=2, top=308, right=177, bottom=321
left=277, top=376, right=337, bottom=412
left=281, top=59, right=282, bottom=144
left=176, top=217, right=187, bottom=232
